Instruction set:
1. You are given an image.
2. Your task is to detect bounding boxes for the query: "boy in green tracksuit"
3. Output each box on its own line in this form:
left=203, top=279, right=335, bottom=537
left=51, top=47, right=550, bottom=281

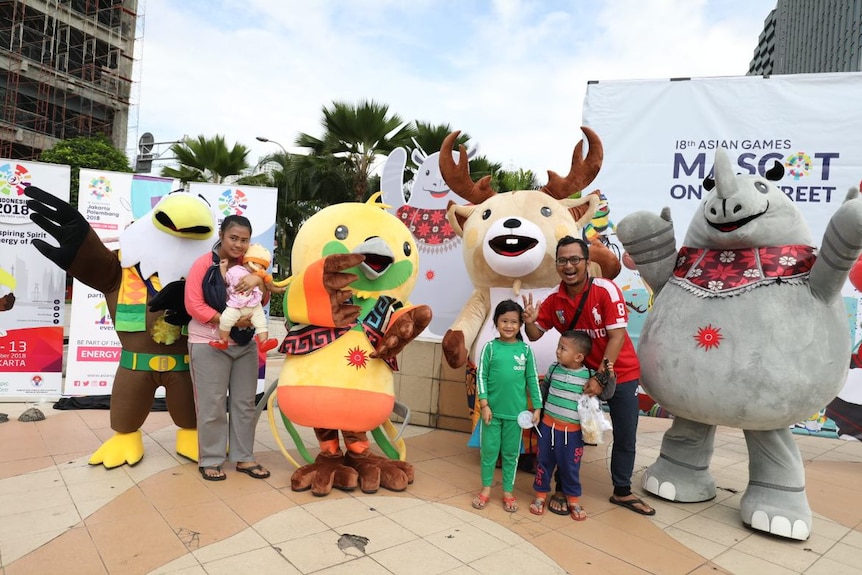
left=472, top=300, right=542, bottom=513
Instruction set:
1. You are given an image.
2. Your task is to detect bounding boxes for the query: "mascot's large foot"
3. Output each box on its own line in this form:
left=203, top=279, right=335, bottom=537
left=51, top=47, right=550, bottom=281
left=89, top=430, right=145, bottom=468
left=642, top=456, right=716, bottom=503
left=741, top=428, right=811, bottom=540
left=175, top=428, right=198, bottom=462
left=346, top=450, right=414, bottom=494
left=741, top=484, right=811, bottom=540
left=291, top=452, right=359, bottom=496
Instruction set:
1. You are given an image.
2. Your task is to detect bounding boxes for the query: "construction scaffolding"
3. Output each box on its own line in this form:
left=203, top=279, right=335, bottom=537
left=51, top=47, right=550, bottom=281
left=124, top=0, right=143, bottom=162
left=0, top=0, right=138, bottom=160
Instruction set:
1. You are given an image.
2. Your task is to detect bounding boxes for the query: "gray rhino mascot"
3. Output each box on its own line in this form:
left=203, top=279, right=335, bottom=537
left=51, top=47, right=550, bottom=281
left=616, top=149, right=862, bottom=540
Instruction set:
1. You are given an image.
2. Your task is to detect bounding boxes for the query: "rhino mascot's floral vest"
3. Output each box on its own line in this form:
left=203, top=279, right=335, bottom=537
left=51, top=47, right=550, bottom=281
left=616, top=149, right=862, bottom=540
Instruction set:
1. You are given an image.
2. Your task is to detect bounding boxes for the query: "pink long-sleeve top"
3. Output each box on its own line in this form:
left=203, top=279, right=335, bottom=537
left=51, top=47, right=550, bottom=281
left=185, top=251, right=222, bottom=344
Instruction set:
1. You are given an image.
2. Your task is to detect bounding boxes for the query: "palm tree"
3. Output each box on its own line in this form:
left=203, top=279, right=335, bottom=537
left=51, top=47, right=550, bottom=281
left=412, top=121, right=471, bottom=160
left=296, top=100, right=416, bottom=202
left=495, top=167, right=539, bottom=192
left=161, top=135, right=250, bottom=184
left=411, top=121, right=505, bottom=189
left=469, top=156, right=504, bottom=189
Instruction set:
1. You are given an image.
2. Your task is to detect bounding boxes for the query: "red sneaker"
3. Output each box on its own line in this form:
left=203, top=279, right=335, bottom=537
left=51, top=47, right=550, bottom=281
left=209, top=340, right=229, bottom=350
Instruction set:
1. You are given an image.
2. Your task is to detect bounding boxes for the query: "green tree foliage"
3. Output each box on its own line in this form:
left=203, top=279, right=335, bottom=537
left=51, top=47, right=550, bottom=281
left=161, top=134, right=250, bottom=183
left=411, top=123, right=530, bottom=193
left=470, top=156, right=504, bottom=190
left=253, top=150, right=353, bottom=278
left=495, top=168, right=539, bottom=192
left=39, top=135, right=132, bottom=207
left=412, top=121, right=471, bottom=161
left=296, top=100, right=416, bottom=202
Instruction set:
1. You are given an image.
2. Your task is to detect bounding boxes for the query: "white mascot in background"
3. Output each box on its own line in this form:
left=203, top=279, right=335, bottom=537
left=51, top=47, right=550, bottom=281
left=381, top=140, right=475, bottom=337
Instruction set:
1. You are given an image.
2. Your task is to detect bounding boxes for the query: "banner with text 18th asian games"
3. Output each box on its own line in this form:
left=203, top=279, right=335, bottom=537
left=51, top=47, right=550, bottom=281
left=582, top=72, right=862, bottom=437
left=0, top=160, right=70, bottom=399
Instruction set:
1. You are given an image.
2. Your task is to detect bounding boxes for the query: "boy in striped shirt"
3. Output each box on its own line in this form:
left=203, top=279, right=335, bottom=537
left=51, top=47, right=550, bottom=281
left=530, top=330, right=593, bottom=521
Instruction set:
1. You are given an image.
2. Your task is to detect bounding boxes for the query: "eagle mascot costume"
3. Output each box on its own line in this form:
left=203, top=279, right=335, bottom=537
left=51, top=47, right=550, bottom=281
left=25, top=186, right=215, bottom=468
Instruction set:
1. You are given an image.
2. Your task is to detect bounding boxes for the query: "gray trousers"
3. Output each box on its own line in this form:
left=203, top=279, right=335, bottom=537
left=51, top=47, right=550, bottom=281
left=189, top=342, right=259, bottom=468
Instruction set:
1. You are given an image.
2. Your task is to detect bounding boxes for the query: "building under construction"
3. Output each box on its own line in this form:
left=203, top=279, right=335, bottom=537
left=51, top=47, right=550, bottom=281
left=0, top=0, right=137, bottom=159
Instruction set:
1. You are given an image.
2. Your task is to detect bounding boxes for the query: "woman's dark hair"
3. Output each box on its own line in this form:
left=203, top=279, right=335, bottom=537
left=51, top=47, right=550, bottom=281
left=555, top=235, right=589, bottom=260
left=220, top=214, right=252, bottom=235
left=494, top=299, right=524, bottom=340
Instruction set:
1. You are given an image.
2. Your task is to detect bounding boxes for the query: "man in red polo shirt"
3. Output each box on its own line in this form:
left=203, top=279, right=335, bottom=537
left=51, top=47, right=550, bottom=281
left=524, top=236, right=655, bottom=516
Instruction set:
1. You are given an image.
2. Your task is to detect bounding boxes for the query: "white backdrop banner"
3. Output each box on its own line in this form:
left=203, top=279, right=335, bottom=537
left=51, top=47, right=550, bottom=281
left=583, top=72, right=862, bottom=246
left=583, top=72, right=862, bottom=433
left=0, top=160, right=70, bottom=398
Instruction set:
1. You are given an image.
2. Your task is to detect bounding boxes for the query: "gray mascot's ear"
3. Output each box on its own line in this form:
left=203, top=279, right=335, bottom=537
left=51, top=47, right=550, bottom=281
left=765, top=160, right=784, bottom=181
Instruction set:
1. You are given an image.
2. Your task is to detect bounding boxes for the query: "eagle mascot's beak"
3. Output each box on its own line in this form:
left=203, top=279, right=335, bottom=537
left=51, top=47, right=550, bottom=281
left=151, top=193, right=215, bottom=239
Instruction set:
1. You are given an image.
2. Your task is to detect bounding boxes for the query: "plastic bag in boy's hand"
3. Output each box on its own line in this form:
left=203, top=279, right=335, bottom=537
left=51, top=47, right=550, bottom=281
left=578, top=395, right=612, bottom=444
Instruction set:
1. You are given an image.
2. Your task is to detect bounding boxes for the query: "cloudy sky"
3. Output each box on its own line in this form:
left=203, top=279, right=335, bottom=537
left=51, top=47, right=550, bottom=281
left=130, top=0, right=777, bottom=181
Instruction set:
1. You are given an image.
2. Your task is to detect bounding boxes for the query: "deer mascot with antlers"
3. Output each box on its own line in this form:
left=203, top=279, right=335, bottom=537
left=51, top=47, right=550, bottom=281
left=440, top=127, right=619, bottom=372
left=439, top=128, right=621, bottom=465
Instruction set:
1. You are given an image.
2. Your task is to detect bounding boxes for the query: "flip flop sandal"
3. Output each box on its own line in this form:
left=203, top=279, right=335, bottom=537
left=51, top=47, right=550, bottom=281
left=235, top=464, right=271, bottom=479
left=609, top=495, right=656, bottom=516
left=570, top=504, right=587, bottom=521
left=548, top=492, right=569, bottom=516
left=502, top=496, right=518, bottom=513
left=529, top=497, right=546, bottom=516
left=199, top=465, right=226, bottom=481
left=471, top=493, right=490, bottom=510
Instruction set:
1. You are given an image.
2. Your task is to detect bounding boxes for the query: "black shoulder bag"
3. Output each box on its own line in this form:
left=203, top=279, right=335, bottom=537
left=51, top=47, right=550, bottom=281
left=202, top=248, right=254, bottom=346
left=566, top=278, right=592, bottom=332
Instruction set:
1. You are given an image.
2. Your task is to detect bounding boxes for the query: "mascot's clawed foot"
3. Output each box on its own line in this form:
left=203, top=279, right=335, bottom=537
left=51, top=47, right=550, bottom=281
left=89, top=430, right=145, bottom=468
left=291, top=451, right=359, bottom=496
left=740, top=428, right=811, bottom=540
left=346, top=450, right=414, bottom=494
